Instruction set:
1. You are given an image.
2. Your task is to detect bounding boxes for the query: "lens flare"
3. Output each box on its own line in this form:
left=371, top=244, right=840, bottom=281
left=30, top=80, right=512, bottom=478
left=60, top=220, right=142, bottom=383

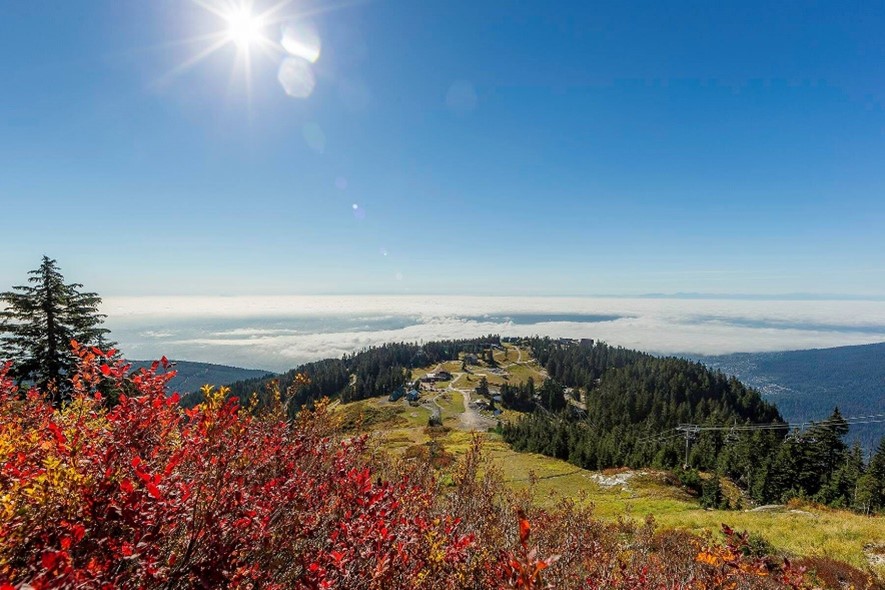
left=278, top=57, right=316, bottom=98
left=301, top=122, right=326, bottom=153
left=281, top=21, right=321, bottom=63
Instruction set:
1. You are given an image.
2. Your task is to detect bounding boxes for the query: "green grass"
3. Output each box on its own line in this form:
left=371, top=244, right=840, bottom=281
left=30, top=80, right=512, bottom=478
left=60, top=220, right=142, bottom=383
left=468, top=434, right=883, bottom=574
left=436, top=391, right=465, bottom=416
left=503, top=361, right=547, bottom=385
left=333, top=397, right=431, bottom=430
left=389, top=425, right=883, bottom=574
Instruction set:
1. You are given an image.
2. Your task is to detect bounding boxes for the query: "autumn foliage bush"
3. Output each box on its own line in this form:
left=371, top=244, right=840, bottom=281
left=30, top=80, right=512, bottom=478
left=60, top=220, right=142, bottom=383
left=0, top=344, right=822, bottom=589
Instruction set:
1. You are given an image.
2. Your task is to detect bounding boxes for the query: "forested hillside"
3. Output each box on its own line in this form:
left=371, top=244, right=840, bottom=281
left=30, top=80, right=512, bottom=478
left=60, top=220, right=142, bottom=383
left=173, top=335, right=885, bottom=513
left=502, top=339, right=885, bottom=512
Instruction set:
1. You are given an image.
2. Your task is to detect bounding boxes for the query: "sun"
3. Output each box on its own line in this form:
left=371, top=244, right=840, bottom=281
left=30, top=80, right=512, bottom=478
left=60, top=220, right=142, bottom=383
left=163, top=0, right=334, bottom=102
left=224, top=7, right=264, bottom=48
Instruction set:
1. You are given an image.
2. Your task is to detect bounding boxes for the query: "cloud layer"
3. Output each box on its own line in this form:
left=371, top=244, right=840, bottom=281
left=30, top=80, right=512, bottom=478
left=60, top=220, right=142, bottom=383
left=102, top=296, right=885, bottom=372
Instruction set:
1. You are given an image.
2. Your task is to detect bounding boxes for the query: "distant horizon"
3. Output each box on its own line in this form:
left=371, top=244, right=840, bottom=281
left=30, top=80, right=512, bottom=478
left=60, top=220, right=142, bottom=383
left=97, top=291, right=885, bottom=301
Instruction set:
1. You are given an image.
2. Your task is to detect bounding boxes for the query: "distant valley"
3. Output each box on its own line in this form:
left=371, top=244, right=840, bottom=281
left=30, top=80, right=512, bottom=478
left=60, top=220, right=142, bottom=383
left=694, top=342, right=885, bottom=450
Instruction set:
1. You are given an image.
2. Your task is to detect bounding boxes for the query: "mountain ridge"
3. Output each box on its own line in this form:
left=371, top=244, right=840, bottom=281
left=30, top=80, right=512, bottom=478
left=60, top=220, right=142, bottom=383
left=127, top=359, right=272, bottom=394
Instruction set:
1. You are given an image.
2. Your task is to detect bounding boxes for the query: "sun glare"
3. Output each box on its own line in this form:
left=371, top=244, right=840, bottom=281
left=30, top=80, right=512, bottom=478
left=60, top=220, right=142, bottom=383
left=168, top=0, right=332, bottom=102
left=225, top=7, right=263, bottom=48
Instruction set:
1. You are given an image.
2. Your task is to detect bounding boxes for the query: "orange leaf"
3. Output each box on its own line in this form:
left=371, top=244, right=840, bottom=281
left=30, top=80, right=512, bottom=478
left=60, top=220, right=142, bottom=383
left=518, top=517, right=531, bottom=545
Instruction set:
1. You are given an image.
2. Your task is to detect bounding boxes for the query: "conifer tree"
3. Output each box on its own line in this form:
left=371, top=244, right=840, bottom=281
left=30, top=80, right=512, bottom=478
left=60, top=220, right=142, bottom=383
left=863, top=437, right=885, bottom=512
left=0, top=256, right=112, bottom=403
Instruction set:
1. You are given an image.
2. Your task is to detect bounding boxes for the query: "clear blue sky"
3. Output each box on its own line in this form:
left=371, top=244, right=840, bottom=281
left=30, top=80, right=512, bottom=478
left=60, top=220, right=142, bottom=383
left=1, top=0, right=883, bottom=297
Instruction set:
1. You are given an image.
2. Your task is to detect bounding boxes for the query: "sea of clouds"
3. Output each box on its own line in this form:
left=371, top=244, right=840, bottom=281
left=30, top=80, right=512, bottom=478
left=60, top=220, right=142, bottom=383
left=100, top=296, right=885, bottom=372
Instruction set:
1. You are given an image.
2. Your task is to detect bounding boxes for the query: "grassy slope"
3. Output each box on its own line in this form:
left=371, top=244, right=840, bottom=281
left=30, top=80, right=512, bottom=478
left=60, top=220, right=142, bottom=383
left=332, top=345, right=884, bottom=575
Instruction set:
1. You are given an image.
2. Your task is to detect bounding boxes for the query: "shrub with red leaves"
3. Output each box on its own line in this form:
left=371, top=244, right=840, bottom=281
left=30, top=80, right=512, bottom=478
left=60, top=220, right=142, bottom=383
left=0, top=345, right=473, bottom=589
left=0, top=345, right=837, bottom=589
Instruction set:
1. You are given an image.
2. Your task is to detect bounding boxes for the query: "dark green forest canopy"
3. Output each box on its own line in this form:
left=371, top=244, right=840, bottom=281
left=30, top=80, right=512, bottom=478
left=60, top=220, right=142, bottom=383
left=503, top=339, right=785, bottom=487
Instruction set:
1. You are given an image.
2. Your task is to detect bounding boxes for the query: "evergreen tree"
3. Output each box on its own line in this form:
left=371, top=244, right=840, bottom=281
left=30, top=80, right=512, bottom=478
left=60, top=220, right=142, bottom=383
left=817, top=442, right=864, bottom=507
left=855, top=472, right=879, bottom=515
left=0, top=256, right=112, bottom=403
left=538, top=378, right=566, bottom=411
left=700, top=475, right=726, bottom=509
left=863, top=437, right=885, bottom=513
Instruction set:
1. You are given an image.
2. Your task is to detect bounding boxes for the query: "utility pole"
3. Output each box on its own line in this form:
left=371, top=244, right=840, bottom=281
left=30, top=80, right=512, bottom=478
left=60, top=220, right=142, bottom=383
left=676, top=424, right=700, bottom=468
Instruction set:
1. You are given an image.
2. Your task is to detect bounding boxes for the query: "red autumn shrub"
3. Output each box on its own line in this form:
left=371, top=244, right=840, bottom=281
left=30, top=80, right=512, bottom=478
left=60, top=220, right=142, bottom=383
left=0, top=345, right=825, bottom=589
left=0, top=345, right=473, bottom=589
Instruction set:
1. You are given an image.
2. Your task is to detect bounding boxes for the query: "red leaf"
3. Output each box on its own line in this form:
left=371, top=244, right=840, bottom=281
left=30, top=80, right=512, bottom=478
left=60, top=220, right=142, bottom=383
left=146, top=483, right=162, bottom=499
left=48, top=422, right=66, bottom=445
left=99, top=364, right=111, bottom=376
left=120, top=479, right=134, bottom=494
left=131, top=456, right=141, bottom=469
left=42, top=551, right=58, bottom=570
left=72, top=523, right=86, bottom=542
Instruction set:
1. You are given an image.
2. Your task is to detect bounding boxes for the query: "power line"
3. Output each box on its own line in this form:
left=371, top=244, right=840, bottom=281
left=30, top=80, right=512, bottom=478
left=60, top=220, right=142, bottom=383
left=638, top=413, right=885, bottom=442
left=681, top=413, right=885, bottom=433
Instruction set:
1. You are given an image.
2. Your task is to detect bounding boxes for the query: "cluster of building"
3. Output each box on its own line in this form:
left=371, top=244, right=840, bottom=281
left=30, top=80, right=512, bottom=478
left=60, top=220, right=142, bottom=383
left=420, top=369, right=452, bottom=382
left=388, top=386, right=421, bottom=403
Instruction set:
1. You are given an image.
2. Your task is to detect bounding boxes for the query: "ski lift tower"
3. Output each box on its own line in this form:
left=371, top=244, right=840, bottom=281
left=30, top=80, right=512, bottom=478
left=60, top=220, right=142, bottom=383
left=676, top=424, right=701, bottom=468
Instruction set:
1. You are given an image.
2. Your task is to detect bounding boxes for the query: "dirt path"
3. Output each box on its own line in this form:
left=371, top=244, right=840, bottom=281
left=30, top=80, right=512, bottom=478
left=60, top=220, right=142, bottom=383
left=458, top=387, right=496, bottom=431
left=423, top=369, right=496, bottom=432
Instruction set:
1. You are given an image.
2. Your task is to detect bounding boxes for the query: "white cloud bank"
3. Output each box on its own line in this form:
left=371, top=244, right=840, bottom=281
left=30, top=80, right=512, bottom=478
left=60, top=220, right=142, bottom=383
left=102, top=296, right=885, bottom=372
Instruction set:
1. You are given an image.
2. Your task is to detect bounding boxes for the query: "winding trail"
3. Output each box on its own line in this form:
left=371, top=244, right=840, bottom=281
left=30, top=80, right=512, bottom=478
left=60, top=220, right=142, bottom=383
left=414, top=346, right=543, bottom=432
